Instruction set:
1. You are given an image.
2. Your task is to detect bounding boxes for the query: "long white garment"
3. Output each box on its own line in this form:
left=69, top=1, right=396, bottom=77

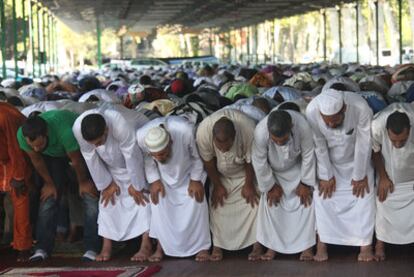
left=306, top=91, right=375, bottom=246
left=371, top=103, right=414, bottom=244
left=196, top=109, right=258, bottom=250
left=21, top=100, right=97, bottom=117
left=137, top=116, right=211, bottom=257
left=78, top=89, right=121, bottom=103
left=253, top=110, right=316, bottom=253
left=73, top=104, right=150, bottom=241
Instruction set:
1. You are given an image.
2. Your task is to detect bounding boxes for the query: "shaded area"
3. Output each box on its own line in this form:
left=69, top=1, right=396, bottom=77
left=1, top=243, right=414, bottom=277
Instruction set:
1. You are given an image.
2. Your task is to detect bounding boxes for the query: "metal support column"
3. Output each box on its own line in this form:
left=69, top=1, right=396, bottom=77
left=399, top=0, right=403, bottom=64
left=97, top=16, right=102, bottom=69
left=37, top=4, right=41, bottom=76
left=0, top=0, right=6, bottom=79
left=246, top=27, right=250, bottom=62
left=54, top=18, right=58, bottom=70
left=209, top=28, right=213, bottom=56
left=30, top=0, right=35, bottom=77
left=42, top=9, right=47, bottom=73
left=47, top=13, right=51, bottom=72
left=12, top=0, right=18, bottom=78
left=272, top=20, right=275, bottom=64
left=375, top=0, right=379, bottom=65
left=338, top=6, right=342, bottom=64
left=356, top=1, right=359, bottom=63
left=22, top=0, right=27, bottom=60
left=254, top=25, right=258, bottom=64
left=120, top=35, right=124, bottom=59
left=323, top=10, right=327, bottom=62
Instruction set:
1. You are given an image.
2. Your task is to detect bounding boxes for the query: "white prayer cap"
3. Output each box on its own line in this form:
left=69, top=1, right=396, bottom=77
left=145, top=126, right=170, bottom=153
left=317, top=89, right=344, bottom=116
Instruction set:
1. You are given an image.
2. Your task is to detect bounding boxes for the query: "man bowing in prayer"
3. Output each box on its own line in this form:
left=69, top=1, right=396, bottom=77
left=371, top=103, right=414, bottom=261
left=73, top=103, right=151, bottom=262
left=18, top=110, right=101, bottom=262
left=252, top=109, right=316, bottom=261
left=137, top=116, right=211, bottom=262
left=305, top=88, right=375, bottom=262
left=0, top=103, right=32, bottom=262
left=196, top=109, right=262, bottom=261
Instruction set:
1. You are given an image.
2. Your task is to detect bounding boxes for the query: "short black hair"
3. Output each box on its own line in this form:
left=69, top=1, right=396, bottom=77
left=85, top=95, right=100, bottom=102
left=277, top=102, right=301, bottom=113
left=81, top=113, right=107, bottom=141
left=7, top=96, right=24, bottom=107
left=267, top=110, right=292, bottom=137
left=139, top=75, right=152, bottom=86
left=22, top=116, right=48, bottom=141
left=386, top=111, right=410, bottom=135
left=330, top=83, right=348, bottom=91
left=212, top=117, right=235, bottom=141
left=0, top=91, right=6, bottom=101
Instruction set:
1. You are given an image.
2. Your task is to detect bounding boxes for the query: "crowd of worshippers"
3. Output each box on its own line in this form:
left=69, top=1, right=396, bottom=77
left=1, top=62, right=414, bottom=264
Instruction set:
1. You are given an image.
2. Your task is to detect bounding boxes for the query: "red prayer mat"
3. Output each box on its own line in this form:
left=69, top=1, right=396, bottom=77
left=0, top=265, right=161, bottom=277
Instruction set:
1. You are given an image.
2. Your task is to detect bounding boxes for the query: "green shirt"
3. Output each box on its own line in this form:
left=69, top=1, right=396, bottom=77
left=17, top=110, right=80, bottom=157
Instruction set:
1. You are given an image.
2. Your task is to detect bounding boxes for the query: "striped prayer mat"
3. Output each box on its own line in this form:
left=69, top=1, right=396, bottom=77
left=0, top=265, right=161, bottom=277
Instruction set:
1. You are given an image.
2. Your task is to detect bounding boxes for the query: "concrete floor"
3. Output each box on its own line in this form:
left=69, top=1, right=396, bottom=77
left=1, top=243, right=414, bottom=277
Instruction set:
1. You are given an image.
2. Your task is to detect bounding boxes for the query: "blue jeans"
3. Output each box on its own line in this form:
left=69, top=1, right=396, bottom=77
left=34, top=155, right=100, bottom=255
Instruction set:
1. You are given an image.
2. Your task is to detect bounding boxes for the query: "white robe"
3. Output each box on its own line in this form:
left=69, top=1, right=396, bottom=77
left=253, top=110, right=316, bottom=253
left=78, top=89, right=121, bottom=104
left=306, top=91, right=375, bottom=246
left=137, top=116, right=211, bottom=257
left=196, top=109, right=258, bottom=250
left=21, top=100, right=97, bottom=117
left=372, top=103, right=414, bottom=244
left=73, top=104, right=150, bottom=241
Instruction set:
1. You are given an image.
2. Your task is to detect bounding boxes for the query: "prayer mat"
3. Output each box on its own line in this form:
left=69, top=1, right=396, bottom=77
left=0, top=265, right=161, bottom=277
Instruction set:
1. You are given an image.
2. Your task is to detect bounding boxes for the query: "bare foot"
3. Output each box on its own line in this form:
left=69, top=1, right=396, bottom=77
left=131, top=233, right=152, bottom=262
left=195, top=249, right=210, bottom=262
left=374, top=240, right=386, bottom=261
left=358, top=245, right=375, bottom=262
left=260, top=249, right=276, bottom=261
left=299, top=247, right=314, bottom=261
left=17, top=250, right=31, bottom=262
left=209, top=247, right=223, bottom=262
left=248, top=243, right=263, bottom=261
left=314, top=241, right=328, bottom=262
left=148, top=242, right=164, bottom=262
left=96, top=238, right=112, bottom=262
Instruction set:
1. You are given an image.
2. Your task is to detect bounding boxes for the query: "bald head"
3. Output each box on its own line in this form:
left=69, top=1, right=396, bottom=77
left=212, top=117, right=235, bottom=152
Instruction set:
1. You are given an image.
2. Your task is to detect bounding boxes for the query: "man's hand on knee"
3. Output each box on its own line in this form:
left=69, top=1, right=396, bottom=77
left=211, top=183, right=227, bottom=209
left=295, top=182, right=312, bottom=207
left=267, top=184, right=283, bottom=207
left=79, top=180, right=99, bottom=198
left=150, top=180, right=165, bottom=205
left=318, top=177, right=336, bottom=199
left=101, top=181, right=120, bottom=207
left=128, top=185, right=149, bottom=206
left=188, top=180, right=204, bottom=203
left=40, top=181, right=58, bottom=202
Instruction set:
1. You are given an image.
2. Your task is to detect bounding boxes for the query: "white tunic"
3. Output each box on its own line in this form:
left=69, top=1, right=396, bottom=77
left=137, top=116, right=211, bottom=257
left=372, top=103, right=414, bottom=244
left=21, top=100, right=97, bottom=117
left=253, top=110, right=316, bottom=253
left=78, top=89, right=121, bottom=103
left=73, top=104, right=150, bottom=241
left=306, top=91, right=375, bottom=246
left=196, top=109, right=258, bottom=250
